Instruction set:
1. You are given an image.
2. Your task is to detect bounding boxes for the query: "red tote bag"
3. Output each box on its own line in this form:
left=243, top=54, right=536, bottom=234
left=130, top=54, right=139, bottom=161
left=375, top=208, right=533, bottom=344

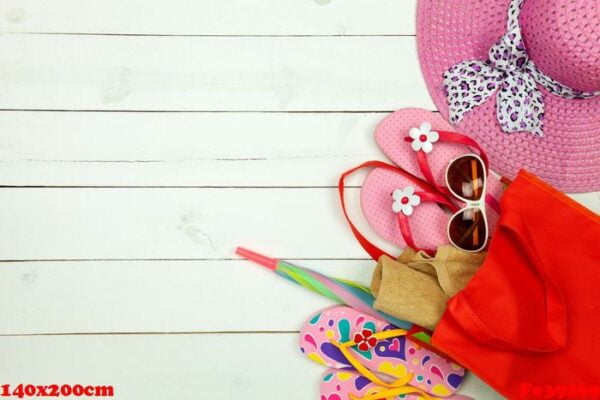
left=432, top=170, right=600, bottom=399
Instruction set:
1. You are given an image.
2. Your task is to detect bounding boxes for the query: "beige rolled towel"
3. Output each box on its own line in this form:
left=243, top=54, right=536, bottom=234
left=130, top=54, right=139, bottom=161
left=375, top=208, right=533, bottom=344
left=371, top=245, right=486, bottom=330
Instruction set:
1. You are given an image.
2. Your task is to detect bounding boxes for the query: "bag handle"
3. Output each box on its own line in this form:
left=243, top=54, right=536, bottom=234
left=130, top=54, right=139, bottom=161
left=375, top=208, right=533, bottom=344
left=446, top=211, right=567, bottom=352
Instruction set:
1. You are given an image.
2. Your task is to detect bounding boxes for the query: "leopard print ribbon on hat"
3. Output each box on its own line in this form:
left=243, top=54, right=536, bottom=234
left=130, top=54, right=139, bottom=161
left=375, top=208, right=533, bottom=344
left=443, top=0, right=600, bottom=137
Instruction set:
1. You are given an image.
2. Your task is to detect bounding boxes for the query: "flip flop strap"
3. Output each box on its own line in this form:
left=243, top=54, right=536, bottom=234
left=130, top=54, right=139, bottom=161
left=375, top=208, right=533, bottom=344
left=406, top=130, right=502, bottom=214
left=485, top=193, right=501, bottom=214
left=331, top=329, right=433, bottom=400
left=396, top=191, right=455, bottom=256
left=339, top=161, right=454, bottom=260
left=437, top=130, right=490, bottom=172
left=415, top=150, right=454, bottom=199
left=350, top=386, right=433, bottom=400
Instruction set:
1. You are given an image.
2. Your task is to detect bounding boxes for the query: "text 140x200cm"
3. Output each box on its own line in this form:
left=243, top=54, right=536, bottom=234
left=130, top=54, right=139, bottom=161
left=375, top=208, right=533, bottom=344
left=0, top=384, right=114, bottom=398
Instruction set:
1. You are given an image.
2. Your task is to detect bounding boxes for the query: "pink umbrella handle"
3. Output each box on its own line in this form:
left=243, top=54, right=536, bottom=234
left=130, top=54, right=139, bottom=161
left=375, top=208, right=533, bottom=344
left=236, top=247, right=279, bottom=271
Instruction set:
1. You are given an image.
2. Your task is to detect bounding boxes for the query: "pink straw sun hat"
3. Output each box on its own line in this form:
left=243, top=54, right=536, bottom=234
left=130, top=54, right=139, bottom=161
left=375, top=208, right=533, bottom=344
left=417, top=0, right=600, bottom=193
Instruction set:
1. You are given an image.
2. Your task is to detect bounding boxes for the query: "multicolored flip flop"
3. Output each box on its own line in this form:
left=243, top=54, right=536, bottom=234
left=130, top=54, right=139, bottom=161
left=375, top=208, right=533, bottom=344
left=320, top=369, right=474, bottom=400
left=300, top=306, right=465, bottom=398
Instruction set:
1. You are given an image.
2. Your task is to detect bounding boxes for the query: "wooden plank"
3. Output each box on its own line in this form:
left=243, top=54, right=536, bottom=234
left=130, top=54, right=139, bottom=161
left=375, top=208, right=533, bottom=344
left=0, top=0, right=416, bottom=36
left=0, top=260, right=374, bottom=334
left=0, top=334, right=504, bottom=400
left=0, top=111, right=383, bottom=187
left=0, top=188, right=597, bottom=261
left=7, top=112, right=598, bottom=196
left=0, top=187, right=396, bottom=260
left=0, top=35, right=431, bottom=111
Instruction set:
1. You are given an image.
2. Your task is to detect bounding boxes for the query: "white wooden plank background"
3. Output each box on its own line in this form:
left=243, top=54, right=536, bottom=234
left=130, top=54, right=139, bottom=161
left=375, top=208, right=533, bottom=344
left=0, top=112, right=380, bottom=186
left=1, top=0, right=415, bottom=35
left=0, top=260, right=367, bottom=334
left=0, top=334, right=493, bottom=400
left=0, top=1, right=596, bottom=399
left=0, top=36, right=431, bottom=111
left=0, top=188, right=596, bottom=261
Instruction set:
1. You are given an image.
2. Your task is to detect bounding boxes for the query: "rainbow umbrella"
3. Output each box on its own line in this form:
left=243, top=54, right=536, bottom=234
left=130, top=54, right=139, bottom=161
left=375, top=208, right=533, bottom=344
left=236, top=247, right=413, bottom=330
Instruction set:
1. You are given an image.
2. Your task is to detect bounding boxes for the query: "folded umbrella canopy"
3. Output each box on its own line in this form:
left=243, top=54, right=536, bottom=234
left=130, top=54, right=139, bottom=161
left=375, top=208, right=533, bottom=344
left=236, top=247, right=412, bottom=330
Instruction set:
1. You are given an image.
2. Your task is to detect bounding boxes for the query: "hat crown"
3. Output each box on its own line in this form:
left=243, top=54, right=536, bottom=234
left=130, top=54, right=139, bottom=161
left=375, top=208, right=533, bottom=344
left=520, top=0, right=600, bottom=92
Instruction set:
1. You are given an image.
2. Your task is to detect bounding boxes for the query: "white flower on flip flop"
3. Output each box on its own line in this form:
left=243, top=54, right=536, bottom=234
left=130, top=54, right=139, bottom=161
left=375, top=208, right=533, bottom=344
left=409, top=122, right=439, bottom=153
left=392, top=186, right=421, bottom=216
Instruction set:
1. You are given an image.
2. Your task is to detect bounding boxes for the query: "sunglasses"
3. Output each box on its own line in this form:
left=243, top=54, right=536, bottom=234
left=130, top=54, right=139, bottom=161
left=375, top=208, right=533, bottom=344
left=445, top=154, right=488, bottom=252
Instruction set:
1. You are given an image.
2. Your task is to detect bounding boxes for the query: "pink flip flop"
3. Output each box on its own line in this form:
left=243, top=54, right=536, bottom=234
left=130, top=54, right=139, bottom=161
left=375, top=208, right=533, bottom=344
left=360, top=109, right=504, bottom=251
left=361, top=168, right=453, bottom=251
left=340, top=161, right=458, bottom=259
left=300, top=306, right=466, bottom=398
left=320, top=369, right=474, bottom=400
left=375, top=108, right=504, bottom=202
left=361, top=168, right=456, bottom=251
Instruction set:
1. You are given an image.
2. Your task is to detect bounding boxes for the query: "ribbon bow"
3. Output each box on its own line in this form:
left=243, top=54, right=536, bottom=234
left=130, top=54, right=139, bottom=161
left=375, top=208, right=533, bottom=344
left=443, top=0, right=600, bottom=137
left=444, top=27, right=545, bottom=136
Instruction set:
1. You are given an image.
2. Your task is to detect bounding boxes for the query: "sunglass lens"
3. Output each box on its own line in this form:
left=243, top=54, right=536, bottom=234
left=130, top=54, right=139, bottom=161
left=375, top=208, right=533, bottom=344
left=449, top=207, right=487, bottom=251
left=447, top=155, right=485, bottom=201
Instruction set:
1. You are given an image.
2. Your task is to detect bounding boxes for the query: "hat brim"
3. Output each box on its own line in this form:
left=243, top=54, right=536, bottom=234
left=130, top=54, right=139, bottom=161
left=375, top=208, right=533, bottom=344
left=417, top=0, right=600, bottom=193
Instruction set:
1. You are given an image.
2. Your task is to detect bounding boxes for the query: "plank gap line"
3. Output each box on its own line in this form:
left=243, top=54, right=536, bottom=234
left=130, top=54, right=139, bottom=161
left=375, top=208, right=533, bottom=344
left=0, top=109, right=408, bottom=114
left=2, top=32, right=415, bottom=38
left=0, top=258, right=371, bottom=263
left=0, top=331, right=299, bottom=337
left=0, top=185, right=361, bottom=189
